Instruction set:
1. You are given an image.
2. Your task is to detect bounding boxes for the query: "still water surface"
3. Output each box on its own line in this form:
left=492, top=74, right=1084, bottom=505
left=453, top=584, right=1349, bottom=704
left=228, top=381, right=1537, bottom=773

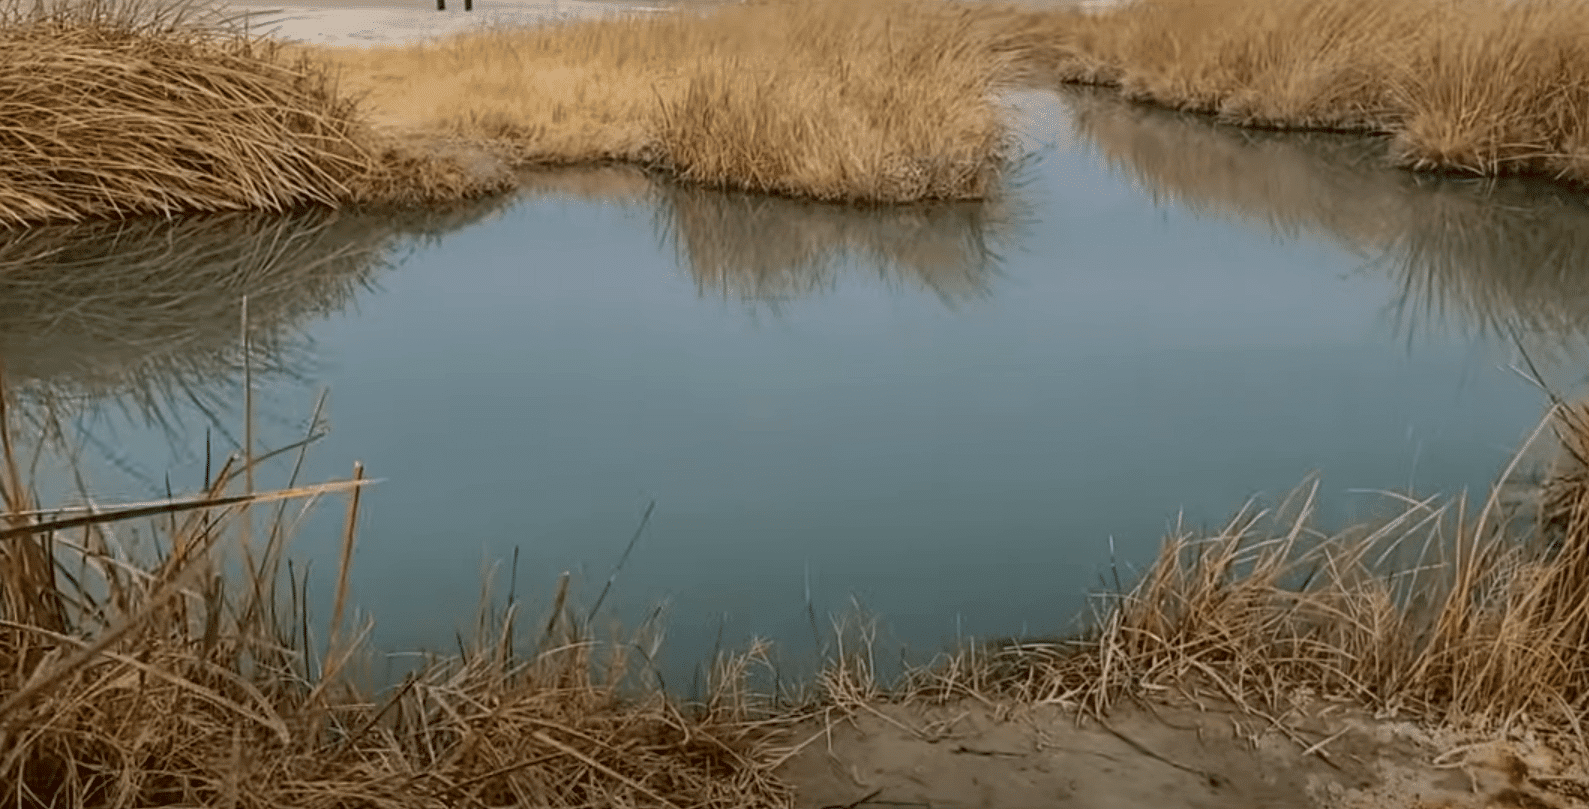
left=10, top=89, right=1585, bottom=686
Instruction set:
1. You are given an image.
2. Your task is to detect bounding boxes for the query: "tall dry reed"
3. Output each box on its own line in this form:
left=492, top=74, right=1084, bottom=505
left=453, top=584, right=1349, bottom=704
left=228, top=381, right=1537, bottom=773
left=0, top=385, right=795, bottom=808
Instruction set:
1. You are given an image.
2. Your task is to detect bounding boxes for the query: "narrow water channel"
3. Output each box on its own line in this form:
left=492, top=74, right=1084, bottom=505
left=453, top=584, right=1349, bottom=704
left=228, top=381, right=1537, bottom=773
left=10, top=88, right=1584, bottom=689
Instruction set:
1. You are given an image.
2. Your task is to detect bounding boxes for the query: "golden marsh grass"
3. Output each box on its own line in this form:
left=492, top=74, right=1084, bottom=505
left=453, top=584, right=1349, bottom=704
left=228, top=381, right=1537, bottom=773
left=872, top=406, right=1589, bottom=759
left=299, top=0, right=1019, bottom=204
left=0, top=0, right=511, bottom=226
left=15, top=0, right=1589, bottom=222
left=17, top=0, right=1589, bottom=797
left=0, top=0, right=1025, bottom=221
left=0, top=0, right=379, bottom=224
left=1025, top=0, right=1589, bottom=184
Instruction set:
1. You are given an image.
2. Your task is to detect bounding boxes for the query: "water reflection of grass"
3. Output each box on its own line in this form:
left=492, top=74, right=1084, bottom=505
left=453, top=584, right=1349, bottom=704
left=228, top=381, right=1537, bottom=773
left=1060, top=88, right=1589, bottom=345
left=658, top=185, right=1009, bottom=307
left=6, top=165, right=1008, bottom=436
left=0, top=193, right=517, bottom=424
left=521, top=166, right=1017, bottom=306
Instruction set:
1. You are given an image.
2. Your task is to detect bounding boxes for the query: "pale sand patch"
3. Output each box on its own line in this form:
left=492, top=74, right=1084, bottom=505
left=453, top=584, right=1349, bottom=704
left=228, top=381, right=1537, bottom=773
left=777, top=701, right=1589, bottom=809
left=217, top=0, right=685, bottom=47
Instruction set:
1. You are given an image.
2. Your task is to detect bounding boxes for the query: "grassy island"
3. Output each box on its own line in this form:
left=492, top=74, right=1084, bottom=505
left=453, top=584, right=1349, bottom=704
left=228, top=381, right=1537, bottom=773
left=7, top=0, right=1589, bottom=224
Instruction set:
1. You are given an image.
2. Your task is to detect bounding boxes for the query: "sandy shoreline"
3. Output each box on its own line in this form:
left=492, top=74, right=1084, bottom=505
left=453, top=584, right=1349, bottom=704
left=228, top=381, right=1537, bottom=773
left=777, top=699, right=1589, bottom=808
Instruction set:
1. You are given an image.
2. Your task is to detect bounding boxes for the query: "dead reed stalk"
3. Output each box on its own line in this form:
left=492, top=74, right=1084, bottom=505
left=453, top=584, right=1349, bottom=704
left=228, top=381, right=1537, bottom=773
left=0, top=378, right=793, bottom=808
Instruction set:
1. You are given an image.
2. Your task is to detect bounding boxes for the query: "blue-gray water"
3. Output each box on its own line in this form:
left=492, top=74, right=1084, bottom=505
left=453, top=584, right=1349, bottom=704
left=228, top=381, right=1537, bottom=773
left=12, top=89, right=1585, bottom=688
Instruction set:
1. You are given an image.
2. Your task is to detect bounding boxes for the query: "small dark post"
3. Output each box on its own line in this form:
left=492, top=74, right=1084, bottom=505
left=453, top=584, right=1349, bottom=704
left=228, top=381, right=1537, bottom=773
left=464, top=0, right=471, bottom=11
left=436, top=0, right=444, bottom=10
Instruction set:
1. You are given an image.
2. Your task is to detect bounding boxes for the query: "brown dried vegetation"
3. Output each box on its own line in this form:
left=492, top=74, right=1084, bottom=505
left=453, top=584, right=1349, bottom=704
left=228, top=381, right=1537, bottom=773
left=303, top=0, right=1019, bottom=205
left=871, top=402, right=1589, bottom=763
left=17, top=0, right=1589, bottom=222
left=1014, top=0, right=1589, bottom=184
left=0, top=0, right=511, bottom=227
left=0, top=391, right=794, bottom=808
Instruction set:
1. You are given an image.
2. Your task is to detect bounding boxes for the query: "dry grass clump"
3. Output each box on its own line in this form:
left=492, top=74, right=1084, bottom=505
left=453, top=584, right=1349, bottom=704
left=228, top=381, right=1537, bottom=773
left=1057, top=88, right=1589, bottom=346
left=0, top=0, right=368, bottom=224
left=1022, top=0, right=1589, bottom=185
left=0, top=390, right=793, bottom=808
left=875, top=405, right=1589, bottom=754
left=1020, top=0, right=1430, bottom=129
left=0, top=0, right=512, bottom=226
left=304, top=0, right=1019, bottom=204
left=1390, top=0, right=1589, bottom=180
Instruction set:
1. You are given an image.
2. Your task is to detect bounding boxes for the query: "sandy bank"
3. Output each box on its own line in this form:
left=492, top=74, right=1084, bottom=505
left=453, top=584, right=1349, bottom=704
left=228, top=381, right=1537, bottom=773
left=778, top=700, right=1589, bottom=808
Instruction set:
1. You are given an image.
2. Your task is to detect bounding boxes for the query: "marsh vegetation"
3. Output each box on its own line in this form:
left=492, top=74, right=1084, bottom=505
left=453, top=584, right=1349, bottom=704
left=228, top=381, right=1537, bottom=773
left=13, top=0, right=1589, bottom=804
left=0, top=0, right=514, bottom=226
left=0, top=398, right=794, bottom=807
left=296, top=0, right=1020, bottom=204
left=9, top=141, right=1589, bottom=806
left=8, top=376, right=1589, bottom=807
left=1017, top=0, right=1589, bottom=184
left=12, top=0, right=1589, bottom=223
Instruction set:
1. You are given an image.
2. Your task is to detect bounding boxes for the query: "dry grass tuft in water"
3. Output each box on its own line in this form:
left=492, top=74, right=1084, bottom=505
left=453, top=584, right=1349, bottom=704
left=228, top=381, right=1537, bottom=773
left=1016, top=0, right=1589, bottom=185
left=303, top=0, right=1019, bottom=204
left=0, top=389, right=793, bottom=808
